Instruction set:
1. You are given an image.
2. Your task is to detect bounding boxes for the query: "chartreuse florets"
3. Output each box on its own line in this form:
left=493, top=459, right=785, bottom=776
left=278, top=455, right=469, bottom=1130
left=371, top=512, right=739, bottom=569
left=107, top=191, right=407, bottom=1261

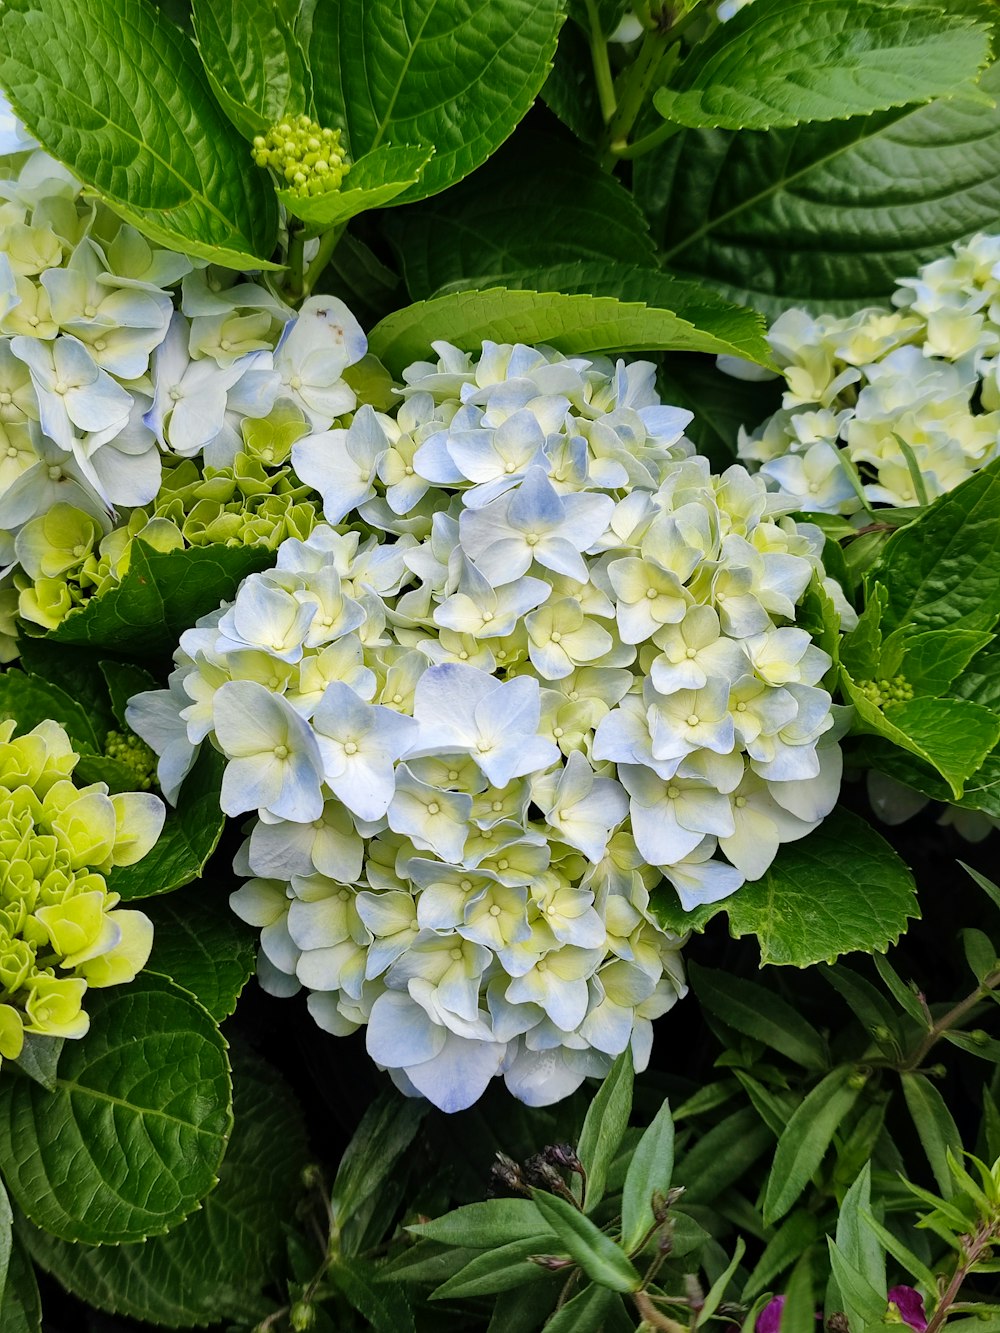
left=857, top=675, right=915, bottom=710
left=252, top=115, right=350, bottom=197
left=0, top=718, right=163, bottom=1065
left=103, top=730, right=157, bottom=790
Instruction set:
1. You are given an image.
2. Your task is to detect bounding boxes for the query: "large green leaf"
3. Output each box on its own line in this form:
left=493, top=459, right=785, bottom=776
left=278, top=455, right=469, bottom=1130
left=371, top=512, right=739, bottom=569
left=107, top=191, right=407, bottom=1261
left=308, top=0, right=567, bottom=203
left=25, top=1050, right=308, bottom=1328
left=654, top=0, right=990, bottom=132
left=42, top=540, right=271, bottom=657
left=638, top=62, right=1000, bottom=316
left=620, top=1099, right=674, bottom=1254
left=0, top=0, right=279, bottom=268
left=191, top=0, right=312, bottom=139
left=0, top=669, right=103, bottom=754
left=106, top=747, right=227, bottom=901
left=763, top=1067, right=863, bottom=1223
left=648, top=809, right=918, bottom=967
left=0, top=973, right=231, bottom=1244
left=576, top=1049, right=633, bottom=1213
left=530, top=1191, right=641, bottom=1293
left=870, top=460, right=1000, bottom=634
left=145, top=885, right=256, bottom=1021
left=279, top=144, right=435, bottom=226
left=368, top=273, right=771, bottom=377
left=381, top=122, right=657, bottom=299
left=0, top=1239, right=41, bottom=1333
left=841, top=671, right=1000, bottom=799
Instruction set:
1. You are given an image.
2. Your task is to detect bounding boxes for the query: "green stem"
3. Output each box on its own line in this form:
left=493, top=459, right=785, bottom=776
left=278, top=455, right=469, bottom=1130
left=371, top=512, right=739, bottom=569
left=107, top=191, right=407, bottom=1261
left=605, top=28, right=668, bottom=156
left=584, top=0, right=617, bottom=125
left=897, top=969, right=1000, bottom=1073
left=286, top=225, right=306, bottom=303
left=612, top=117, right=683, bottom=159
left=301, top=224, right=345, bottom=301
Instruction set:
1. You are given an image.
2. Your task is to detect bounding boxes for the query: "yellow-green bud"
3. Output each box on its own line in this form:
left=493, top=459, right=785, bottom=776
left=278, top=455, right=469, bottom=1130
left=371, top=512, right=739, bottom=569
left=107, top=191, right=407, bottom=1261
left=251, top=115, right=350, bottom=198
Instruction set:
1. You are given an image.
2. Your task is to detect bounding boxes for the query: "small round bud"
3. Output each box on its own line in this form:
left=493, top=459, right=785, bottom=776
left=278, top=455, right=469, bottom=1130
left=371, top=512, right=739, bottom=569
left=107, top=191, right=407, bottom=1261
left=289, top=1302, right=315, bottom=1331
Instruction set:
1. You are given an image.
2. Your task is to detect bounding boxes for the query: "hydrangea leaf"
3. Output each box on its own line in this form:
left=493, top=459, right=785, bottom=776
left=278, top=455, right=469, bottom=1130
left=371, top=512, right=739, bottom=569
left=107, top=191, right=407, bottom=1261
left=648, top=810, right=918, bottom=967
left=191, top=0, right=312, bottom=140
left=639, top=62, right=1000, bottom=316
left=41, top=540, right=272, bottom=657
left=368, top=277, right=771, bottom=377
left=99, top=661, right=158, bottom=731
left=14, top=641, right=117, bottom=739
left=654, top=0, right=991, bottom=132
left=23, top=1050, right=308, bottom=1328
left=145, top=886, right=257, bottom=1022
left=10, top=1034, right=63, bottom=1093
left=279, top=144, right=436, bottom=227
left=0, top=669, right=102, bottom=754
left=842, top=671, right=1000, bottom=799
left=887, top=629, right=994, bottom=697
left=0, top=1238, right=41, bottom=1333
left=0, top=0, right=279, bottom=269
left=307, top=0, right=567, bottom=203
left=381, top=123, right=657, bottom=299
left=0, top=973, right=232, bottom=1244
left=869, top=461, right=1000, bottom=634
left=106, top=747, right=227, bottom=902
left=0, top=1179, right=11, bottom=1311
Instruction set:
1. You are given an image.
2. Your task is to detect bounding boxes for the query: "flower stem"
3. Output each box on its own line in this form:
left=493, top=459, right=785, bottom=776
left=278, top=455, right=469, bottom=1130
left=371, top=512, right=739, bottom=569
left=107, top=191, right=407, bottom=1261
left=897, top=969, right=1000, bottom=1073
left=301, top=225, right=345, bottom=302
left=584, top=0, right=618, bottom=125
left=286, top=225, right=306, bottom=303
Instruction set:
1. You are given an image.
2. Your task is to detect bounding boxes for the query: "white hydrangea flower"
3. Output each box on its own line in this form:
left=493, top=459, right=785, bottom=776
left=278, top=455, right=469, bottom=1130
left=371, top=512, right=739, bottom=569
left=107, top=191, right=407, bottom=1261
left=733, top=234, right=1000, bottom=513
left=130, top=336, right=851, bottom=1114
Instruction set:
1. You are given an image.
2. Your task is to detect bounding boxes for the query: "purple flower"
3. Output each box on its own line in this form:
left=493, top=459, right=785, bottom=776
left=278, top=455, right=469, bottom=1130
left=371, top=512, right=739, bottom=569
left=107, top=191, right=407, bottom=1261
left=756, top=1286, right=928, bottom=1333
left=756, top=1296, right=785, bottom=1333
left=888, top=1286, right=928, bottom=1332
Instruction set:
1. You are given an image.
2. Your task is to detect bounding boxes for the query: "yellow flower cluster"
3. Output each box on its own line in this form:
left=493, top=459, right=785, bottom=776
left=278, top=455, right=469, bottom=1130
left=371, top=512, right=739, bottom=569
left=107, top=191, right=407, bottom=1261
left=252, top=115, right=350, bottom=198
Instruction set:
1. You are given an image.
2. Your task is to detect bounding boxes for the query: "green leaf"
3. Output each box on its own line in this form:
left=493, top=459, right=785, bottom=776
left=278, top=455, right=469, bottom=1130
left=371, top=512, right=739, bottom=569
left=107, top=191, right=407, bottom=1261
left=279, top=144, right=435, bottom=227
left=870, top=460, right=1000, bottom=634
left=0, top=1239, right=41, bottom=1333
left=368, top=275, right=771, bottom=379
left=700, top=1238, right=746, bottom=1324
left=43, top=540, right=271, bottom=656
left=431, top=1236, right=557, bottom=1299
left=902, top=1073, right=962, bottom=1197
left=826, top=1238, right=889, bottom=1330
left=835, top=1164, right=886, bottom=1302
left=678, top=1107, right=775, bottom=1205
left=0, top=973, right=232, bottom=1244
left=953, top=639, right=1000, bottom=713
left=649, top=810, right=919, bottom=967
left=576, top=1049, right=634, bottom=1212
left=24, top=1049, right=308, bottom=1327
left=100, top=661, right=158, bottom=730
left=0, top=668, right=102, bottom=754
left=689, top=963, right=828, bottom=1070
left=411, top=1200, right=550, bottom=1249
left=962, top=928, right=996, bottom=983
left=654, top=0, right=990, bottom=132
left=779, top=1252, right=815, bottom=1333
left=763, top=1067, right=864, bottom=1224
left=106, top=746, right=227, bottom=901
left=821, top=965, right=900, bottom=1041
left=330, top=1090, right=427, bottom=1259
left=872, top=954, right=927, bottom=1023
left=145, top=885, right=256, bottom=1021
left=621, top=1099, right=674, bottom=1254
left=328, top=1262, right=415, bottom=1333
left=0, top=1178, right=11, bottom=1305
left=657, top=353, right=783, bottom=467
left=0, top=0, right=279, bottom=268
left=639, top=62, right=1000, bottom=317
left=859, top=1209, right=938, bottom=1294
left=10, top=1033, right=63, bottom=1092
left=841, top=671, right=1000, bottom=800
left=894, top=629, right=995, bottom=697
left=191, top=0, right=311, bottom=139
left=14, top=640, right=116, bottom=738
left=308, top=0, right=567, bottom=203
left=542, top=1283, right=623, bottom=1333
left=530, top=1190, right=641, bottom=1293
left=382, top=121, right=657, bottom=300
left=744, top=1211, right=822, bottom=1301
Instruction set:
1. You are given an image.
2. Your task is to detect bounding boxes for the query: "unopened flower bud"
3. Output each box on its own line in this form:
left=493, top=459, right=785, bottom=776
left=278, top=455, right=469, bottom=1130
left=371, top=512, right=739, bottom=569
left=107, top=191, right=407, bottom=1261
left=290, top=1301, right=315, bottom=1331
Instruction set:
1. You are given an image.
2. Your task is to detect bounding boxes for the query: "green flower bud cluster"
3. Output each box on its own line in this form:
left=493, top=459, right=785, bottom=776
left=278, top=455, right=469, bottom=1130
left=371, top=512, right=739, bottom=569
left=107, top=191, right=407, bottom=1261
left=13, top=407, right=322, bottom=632
left=857, top=674, right=914, bottom=709
left=252, top=115, right=350, bottom=198
left=103, top=731, right=157, bottom=791
left=0, top=717, right=160, bottom=1066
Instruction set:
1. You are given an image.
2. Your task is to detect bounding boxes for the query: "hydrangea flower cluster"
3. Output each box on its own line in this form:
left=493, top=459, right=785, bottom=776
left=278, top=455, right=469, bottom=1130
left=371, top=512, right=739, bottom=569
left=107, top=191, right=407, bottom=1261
left=252, top=116, right=350, bottom=198
left=128, top=338, right=849, bottom=1113
left=0, top=101, right=368, bottom=650
left=0, top=717, right=163, bottom=1065
left=735, top=234, right=1000, bottom=514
